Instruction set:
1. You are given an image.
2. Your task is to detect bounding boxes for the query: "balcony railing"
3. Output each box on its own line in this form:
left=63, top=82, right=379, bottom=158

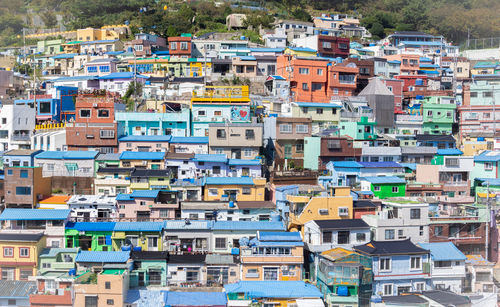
left=11, top=135, right=31, bottom=141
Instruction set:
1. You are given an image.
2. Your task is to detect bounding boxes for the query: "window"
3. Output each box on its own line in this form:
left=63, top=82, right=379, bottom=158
left=316, top=108, right=323, bottom=114
left=317, top=69, right=323, bottom=75
left=296, top=124, right=308, bottom=134
left=322, top=41, right=332, bottom=48
left=299, top=68, right=309, bottom=74
left=263, top=267, right=279, bottom=280
left=107, top=299, right=114, bottom=305
left=208, top=189, right=218, bottom=196
left=20, top=269, right=32, bottom=280
left=98, top=236, right=106, bottom=246
left=279, top=124, right=292, bottom=133
left=180, top=42, right=188, bottom=50
left=3, top=248, right=13, bottom=257
left=170, top=42, right=177, bottom=50
left=85, top=296, right=98, bottom=307
left=242, top=187, right=251, bottom=195
left=374, top=186, right=381, bottom=191
left=215, top=238, right=226, bottom=249
left=216, top=129, right=226, bottom=139
left=212, top=166, right=221, bottom=175
left=20, top=170, right=28, bottom=178
left=427, top=110, right=433, bottom=117
left=98, top=109, right=109, bottom=118
left=80, top=109, right=91, bottom=118
left=338, top=207, right=348, bottom=216
left=100, top=130, right=115, bottom=139
left=383, top=284, right=393, bottom=296
left=337, top=231, right=350, bottom=244
left=302, top=83, right=309, bottom=90
left=295, top=143, right=304, bottom=153
left=16, top=187, right=31, bottom=195
left=435, top=260, right=452, bottom=268
left=392, top=186, right=399, bottom=193
left=134, top=44, right=143, bottom=51
left=419, top=226, right=424, bottom=236
left=410, top=256, right=421, bottom=270
left=19, top=248, right=29, bottom=257
left=470, top=92, right=478, bottom=98
left=410, top=209, right=421, bottom=219
left=198, top=110, right=206, bottom=116
left=385, top=229, right=395, bottom=240
left=87, top=66, right=98, bottom=73
left=99, top=65, right=110, bottom=73
left=244, top=149, right=253, bottom=157
left=380, top=257, right=391, bottom=271
left=485, top=162, right=493, bottom=170
left=312, top=83, right=322, bottom=91
left=434, top=226, right=443, bottom=236
left=356, top=232, right=366, bottom=242
left=322, top=231, right=332, bottom=243
left=105, top=281, right=111, bottom=289
left=245, top=129, right=255, bottom=140
left=445, top=158, right=459, bottom=167
left=415, top=282, right=425, bottom=292
left=483, top=91, right=493, bottom=98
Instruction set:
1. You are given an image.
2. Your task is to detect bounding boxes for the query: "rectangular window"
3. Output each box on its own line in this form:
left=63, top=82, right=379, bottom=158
left=383, top=284, right=393, bottom=296
left=302, top=83, right=309, bottom=90
left=242, top=187, right=251, bottom=195
left=279, top=124, right=292, bottom=133
left=410, top=209, right=421, bottom=219
left=392, top=186, right=399, bottom=193
left=385, top=229, right=395, bottom=240
left=212, top=166, right=221, bottom=175
left=20, top=170, right=28, bottom=178
left=356, top=232, right=366, bottom=242
left=105, top=281, right=111, bottom=289
left=296, top=124, right=308, bottom=133
left=16, top=187, right=31, bottom=195
left=337, top=231, right=350, bottom=244
left=374, top=186, right=381, bottom=191
left=98, top=109, right=109, bottom=118
left=80, top=109, right=91, bottom=118
left=170, top=42, right=177, bottom=50
left=312, top=83, right=322, bottom=91
left=216, top=129, right=226, bottom=139
left=85, top=296, right=98, bottom=307
left=380, top=257, right=391, bottom=271
left=245, top=129, right=255, bottom=140
left=19, top=248, right=29, bottom=257
left=215, top=238, right=226, bottom=249
left=338, top=207, right=348, bottom=216
left=317, top=69, right=323, bottom=75
left=100, top=130, right=115, bottom=139
left=295, top=143, right=304, bottom=153
left=410, top=256, right=421, bottom=270
left=180, top=42, right=188, bottom=50
left=485, top=162, right=493, bottom=170
left=263, top=267, right=279, bottom=280
left=98, top=236, right=106, bottom=246
left=20, top=269, right=32, bottom=280
left=299, top=68, right=309, bottom=74
left=322, top=41, right=331, bottom=48
left=316, top=108, right=323, bottom=114
left=3, top=247, right=13, bottom=257
left=107, top=299, right=114, bottom=305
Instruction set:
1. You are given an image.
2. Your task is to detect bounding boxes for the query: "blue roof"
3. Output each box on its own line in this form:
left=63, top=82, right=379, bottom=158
left=474, top=63, right=498, bottom=68
left=289, top=47, right=317, bottom=52
left=80, top=39, right=119, bottom=45
left=419, top=70, right=440, bottom=75
left=476, top=178, right=500, bottom=186
left=419, top=63, right=440, bottom=68
left=358, top=162, right=402, bottom=168
left=205, top=177, right=254, bottom=185
left=224, top=281, right=323, bottom=298
left=418, top=242, right=466, bottom=261
left=35, top=151, right=99, bottom=160
left=213, top=221, right=285, bottom=231
left=165, top=292, right=227, bottom=306
left=250, top=240, right=304, bottom=247
left=75, top=251, right=130, bottom=263
left=153, top=50, right=170, bottom=55
left=125, top=290, right=166, bottom=305
left=238, top=56, right=256, bottom=61
left=258, top=231, right=302, bottom=241
left=119, top=151, right=165, bottom=160
left=399, top=163, right=417, bottom=171
left=400, top=41, right=444, bottom=46
left=437, top=148, right=463, bottom=156
left=361, top=176, right=406, bottom=184
left=113, top=222, right=164, bottom=232
left=49, top=75, right=98, bottom=82
left=228, top=159, right=261, bottom=166
left=66, top=222, right=116, bottom=232
left=474, top=150, right=500, bottom=162
left=295, top=102, right=341, bottom=108
left=116, top=194, right=133, bottom=201
left=131, top=190, right=160, bottom=198
left=333, top=161, right=363, bottom=168
left=99, top=72, right=148, bottom=80
left=164, top=220, right=213, bottom=230
left=52, top=53, right=78, bottom=59
left=119, top=135, right=172, bottom=142
left=0, top=209, right=70, bottom=220
left=388, top=60, right=401, bottom=64
left=194, top=154, right=228, bottom=163
left=419, top=57, right=432, bottom=62
left=169, top=136, right=208, bottom=144
left=250, top=48, right=284, bottom=53
left=105, top=51, right=124, bottom=55
left=268, top=75, right=286, bottom=80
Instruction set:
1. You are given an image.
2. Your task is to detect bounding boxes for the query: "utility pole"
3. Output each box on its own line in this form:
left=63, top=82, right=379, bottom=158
left=486, top=181, right=490, bottom=261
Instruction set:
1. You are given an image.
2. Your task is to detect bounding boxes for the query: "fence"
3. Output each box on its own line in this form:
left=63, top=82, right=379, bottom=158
left=461, top=37, right=500, bottom=50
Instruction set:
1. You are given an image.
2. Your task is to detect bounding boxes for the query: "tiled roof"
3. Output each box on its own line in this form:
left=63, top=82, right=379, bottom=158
left=165, top=292, right=228, bottom=306
left=193, top=154, right=228, bottom=163
left=361, top=176, right=406, bottom=184
left=0, top=280, right=36, bottom=298
left=205, top=177, right=254, bottom=185
left=354, top=239, right=429, bottom=256
left=113, top=222, right=164, bottom=232
left=224, top=281, right=323, bottom=298
left=418, top=242, right=466, bottom=261
left=474, top=150, right=500, bottom=162
left=119, top=151, right=165, bottom=160
left=118, top=135, right=172, bottom=142
left=75, top=251, right=130, bottom=263
left=0, top=209, right=71, bottom=220
left=35, top=151, right=99, bottom=160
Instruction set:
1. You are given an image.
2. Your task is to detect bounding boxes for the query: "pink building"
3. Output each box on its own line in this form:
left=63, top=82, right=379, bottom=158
left=118, top=135, right=171, bottom=153
left=116, top=190, right=178, bottom=221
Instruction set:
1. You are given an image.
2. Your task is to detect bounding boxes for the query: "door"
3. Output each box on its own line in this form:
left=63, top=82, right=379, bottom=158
left=224, top=190, right=238, bottom=201
left=148, top=237, right=158, bottom=251
left=138, top=272, right=145, bottom=287
left=284, top=144, right=292, bottom=159
left=79, top=235, right=92, bottom=251
left=231, top=149, right=241, bottom=159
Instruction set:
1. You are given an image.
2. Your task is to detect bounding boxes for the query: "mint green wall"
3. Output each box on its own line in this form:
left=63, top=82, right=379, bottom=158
left=304, top=136, right=321, bottom=170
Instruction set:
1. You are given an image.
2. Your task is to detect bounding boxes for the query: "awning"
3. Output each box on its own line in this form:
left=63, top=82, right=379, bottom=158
left=295, top=299, right=325, bottom=307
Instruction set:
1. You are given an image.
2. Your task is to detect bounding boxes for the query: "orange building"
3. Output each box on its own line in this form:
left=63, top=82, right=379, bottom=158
left=277, top=55, right=358, bottom=102
left=384, top=54, right=420, bottom=75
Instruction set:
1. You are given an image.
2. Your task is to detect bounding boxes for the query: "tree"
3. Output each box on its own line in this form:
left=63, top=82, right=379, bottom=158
left=41, top=11, right=58, bottom=28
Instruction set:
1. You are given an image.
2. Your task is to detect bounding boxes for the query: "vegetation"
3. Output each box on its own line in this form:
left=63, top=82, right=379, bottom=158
left=0, top=0, right=499, bottom=47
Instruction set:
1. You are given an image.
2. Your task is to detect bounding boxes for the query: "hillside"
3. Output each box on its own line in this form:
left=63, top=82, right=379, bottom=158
left=1, top=0, right=499, bottom=47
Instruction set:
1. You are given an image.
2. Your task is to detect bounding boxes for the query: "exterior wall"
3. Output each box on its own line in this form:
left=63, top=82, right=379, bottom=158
left=204, top=179, right=266, bottom=202
left=4, top=167, right=52, bottom=208
left=35, top=158, right=96, bottom=177
left=74, top=272, right=127, bottom=307
left=240, top=248, right=303, bottom=281
left=117, top=199, right=176, bottom=221
left=119, top=159, right=163, bottom=169
left=429, top=222, right=486, bottom=257
left=208, top=124, right=263, bottom=159
left=304, top=222, right=371, bottom=249
left=0, top=237, right=45, bottom=281
left=370, top=183, right=406, bottom=199
left=0, top=104, right=36, bottom=151
left=168, top=36, right=192, bottom=57
left=112, top=231, right=164, bottom=251
left=170, top=142, right=208, bottom=154
left=118, top=141, right=169, bottom=152
left=115, top=110, right=190, bottom=137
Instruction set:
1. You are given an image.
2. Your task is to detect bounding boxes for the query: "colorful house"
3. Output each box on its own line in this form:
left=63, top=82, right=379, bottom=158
left=421, top=96, right=456, bottom=135
left=129, top=169, right=172, bottom=191
left=65, top=222, right=115, bottom=251
left=471, top=150, right=500, bottom=180
left=292, top=102, right=342, bottom=134
left=119, top=151, right=165, bottom=169
left=0, top=233, right=45, bottom=281
left=116, top=190, right=178, bottom=221
left=360, top=176, right=406, bottom=199
left=240, top=231, right=304, bottom=281
left=115, top=109, right=191, bottom=137
left=203, top=177, right=266, bottom=202
left=129, top=251, right=168, bottom=287
left=339, top=116, right=377, bottom=140
left=111, top=222, right=165, bottom=252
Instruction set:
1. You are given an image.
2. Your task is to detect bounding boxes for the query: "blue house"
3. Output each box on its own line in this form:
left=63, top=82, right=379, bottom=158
left=115, top=108, right=191, bottom=137
left=225, top=281, right=323, bottom=304
left=3, top=149, right=43, bottom=167
left=15, top=86, right=77, bottom=123
left=416, top=134, right=456, bottom=149
left=354, top=239, right=431, bottom=297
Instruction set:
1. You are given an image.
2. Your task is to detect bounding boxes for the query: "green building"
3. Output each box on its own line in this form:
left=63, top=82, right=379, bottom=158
left=37, top=39, right=65, bottom=55
left=129, top=251, right=168, bottom=287
left=360, top=176, right=406, bottom=199
left=303, top=136, right=321, bottom=170
left=39, top=247, right=79, bottom=275
left=65, top=222, right=115, bottom=251
left=421, top=96, right=456, bottom=135
left=339, top=117, right=377, bottom=140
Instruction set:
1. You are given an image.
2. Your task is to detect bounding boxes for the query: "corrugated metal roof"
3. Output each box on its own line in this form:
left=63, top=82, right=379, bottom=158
left=228, top=159, right=261, bottom=166
left=361, top=176, right=406, bottom=184
left=358, top=162, right=402, bottom=168
left=333, top=161, right=363, bottom=168
left=0, top=209, right=71, bottom=220
left=224, top=281, right=323, bottom=298
left=0, top=280, right=36, bottom=298
left=164, top=220, right=212, bottom=230
left=35, top=151, right=99, bottom=160
left=474, top=150, right=500, bottom=162
left=114, top=222, right=164, bottom=232
left=131, top=190, right=160, bottom=198
left=119, top=151, right=165, bottom=160
left=205, top=177, right=254, bottom=185
left=205, top=254, right=235, bottom=265
left=213, top=221, right=285, bottom=231
left=39, top=248, right=79, bottom=258
left=75, top=251, right=130, bottom=263
left=118, top=135, right=172, bottom=142
left=65, top=222, right=116, bottom=232
left=258, top=231, right=302, bottom=241
left=165, top=292, right=228, bottom=306
left=418, top=242, right=466, bottom=261
left=194, top=154, right=228, bottom=163
left=436, top=149, right=463, bottom=155
left=295, top=102, right=341, bottom=108
left=169, top=136, right=208, bottom=144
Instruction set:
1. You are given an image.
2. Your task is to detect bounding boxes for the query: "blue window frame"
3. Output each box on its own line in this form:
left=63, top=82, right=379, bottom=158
left=16, top=187, right=31, bottom=195
left=20, top=170, right=28, bottom=178
left=7, top=170, right=12, bottom=175
left=99, top=65, right=110, bottom=73
left=87, top=66, right=98, bottom=73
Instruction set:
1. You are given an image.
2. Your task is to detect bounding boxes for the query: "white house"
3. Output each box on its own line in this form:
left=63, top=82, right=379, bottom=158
left=32, top=129, right=67, bottom=151
left=0, top=103, right=36, bottom=151
left=67, top=194, right=117, bottom=222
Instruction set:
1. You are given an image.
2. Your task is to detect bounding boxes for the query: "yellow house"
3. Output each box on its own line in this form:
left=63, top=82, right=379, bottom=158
left=190, top=61, right=211, bottom=77
left=240, top=231, right=303, bottom=281
left=284, top=47, right=317, bottom=57
left=204, top=177, right=266, bottom=201
left=119, top=151, right=166, bottom=169
left=76, top=27, right=123, bottom=41
left=461, top=136, right=495, bottom=156
left=0, top=233, right=45, bottom=281
left=287, top=187, right=353, bottom=232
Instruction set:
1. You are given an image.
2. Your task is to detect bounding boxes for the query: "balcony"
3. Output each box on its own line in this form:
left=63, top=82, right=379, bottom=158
left=51, top=262, right=75, bottom=270
left=326, top=293, right=358, bottom=304
left=11, top=134, right=31, bottom=142
left=317, top=271, right=360, bottom=286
